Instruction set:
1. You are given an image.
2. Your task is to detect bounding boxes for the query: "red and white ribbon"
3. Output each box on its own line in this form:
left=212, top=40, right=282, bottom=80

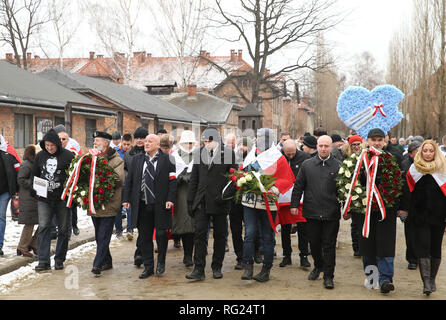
left=341, top=147, right=386, bottom=238
left=344, top=103, right=386, bottom=131
left=61, top=154, right=88, bottom=208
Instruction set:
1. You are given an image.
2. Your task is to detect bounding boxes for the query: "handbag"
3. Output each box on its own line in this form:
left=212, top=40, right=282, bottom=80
left=10, top=194, right=19, bottom=222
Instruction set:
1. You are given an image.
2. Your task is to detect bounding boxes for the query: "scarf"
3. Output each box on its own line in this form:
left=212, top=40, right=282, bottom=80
left=414, top=152, right=438, bottom=175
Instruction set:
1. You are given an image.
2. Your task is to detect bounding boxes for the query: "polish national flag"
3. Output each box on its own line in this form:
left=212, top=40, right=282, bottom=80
left=407, top=164, right=446, bottom=196
left=244, top=145, right=295, bottom=194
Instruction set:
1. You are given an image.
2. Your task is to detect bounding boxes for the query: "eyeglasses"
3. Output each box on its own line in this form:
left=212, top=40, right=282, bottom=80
left=351, top=143, right=361, bottom=147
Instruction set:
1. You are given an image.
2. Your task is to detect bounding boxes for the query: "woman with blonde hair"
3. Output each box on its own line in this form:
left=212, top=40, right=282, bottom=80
left=400, top=140, right=446, bottom=295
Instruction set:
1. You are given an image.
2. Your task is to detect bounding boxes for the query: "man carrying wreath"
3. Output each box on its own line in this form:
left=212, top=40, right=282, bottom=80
left=90, top=131, right=124, bottom=277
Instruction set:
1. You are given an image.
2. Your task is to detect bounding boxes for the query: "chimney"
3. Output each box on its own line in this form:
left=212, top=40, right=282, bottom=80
left=199, top=50, right=208, bottom=64
left=265, top=68, right=270, bottom=76
left=200, top=50, right=206, bottom=57
left=26, top=52, right=32, bottom=61
left=89, top=51, right=95, bottom=60
left=97, top=54, right=104, bottom=58
left=133, top=51, right=146, bottom=63
left=34, top=55, right=40, bottom=60
left=147, top=53, right=152, bottom=58
left=5, top=53, right=12, bottom=61
left=187, top=84, right=197, bottom=98
left=230, top=49, right=237, bottom=62
left=238, top=49, right=243, bottom=61
left=206, top=52, right=210, bottom=58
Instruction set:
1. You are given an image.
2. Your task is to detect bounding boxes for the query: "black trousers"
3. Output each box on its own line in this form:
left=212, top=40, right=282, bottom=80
left=411, top=222, right=445, bottom=259
left=229, top=203, right=244, bottom=262
left=193, top=203, right=227, bottom=272
left=351, top=212, right=361, bottom=253
left=179, top=233, right=194, bottom=261
left=306, top=218, right=340, bottom=279
left=404, top=222, right=417, bottom=264
left=281, top=223, right=310, bottom=258
left=137, top=202, right=168, bottom=268
left=91, top=216, right=114, bottom=268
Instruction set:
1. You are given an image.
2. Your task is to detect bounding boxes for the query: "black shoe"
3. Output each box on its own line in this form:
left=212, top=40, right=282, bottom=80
left=279, top=256, right=292, bottom=267
left=241, top=263, right=253, bottom=280
left=186, top=269, right=205, bottom=280
left=353, top=251, right=361, bottom=258
left=0, top=249, right=4, bottom=256
left=253, top=265, right=271, bottom=282
left=35, top=263, right=51, bottom=272
left=73, top=226, right=80, bottom=236
left=213, top=269, right=223, bottom=279
left=300, top=256, right=311, bottom=268
left=408, top=263, right=418, bottom=270
left=174, top=240, right=181, bottom=249
left=156, top=262, right=165, bottom=276
left=100, top=263, right=113, bottom=271
left=91, top=267, right=101, bottom=276
left=54, top=261, right=64, bottom=270
left=139, top=267, right=154, bottom=279
left=183, top=257, right=194, bottom=267
left=134, top=256, right=143, bottom=268
left=380, top=281, right=395, bottom=294
left=254, top=252, right=262, bottom=264
left=234, top=260, right=244, bottom=270
left=308, top=268, right=321, bottom=280
left=51, top=233, right=58, bottom=240
left=324, top=278, right=334, bottom=289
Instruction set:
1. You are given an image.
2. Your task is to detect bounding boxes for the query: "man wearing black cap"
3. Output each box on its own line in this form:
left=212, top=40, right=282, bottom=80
left=330, top=134, right=345, bottom=161
left=301, top=136, right=317, bottom=157
left=398, top=140, right=422, bottom=270
left=384, top=132, right=403, bottom=167
left=32, top=129, right=74, bottom=271
left=124, top=127, right=148, bottom=267
left=359, top=128, right=402, bottom=294
left=186, top=126, right=237, bottom=280
left=89, top=131, right=125, bottom=276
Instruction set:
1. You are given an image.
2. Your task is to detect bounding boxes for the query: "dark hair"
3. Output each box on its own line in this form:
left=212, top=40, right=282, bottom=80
left=157, top=129, right=168, bottom=135
left=122, top=133, right=132, bottom=141
left=313, top=127, right=327, bottom=136
left=280, top=132, right=290, bottom=137
left=24, top=145, right=36, bottom=161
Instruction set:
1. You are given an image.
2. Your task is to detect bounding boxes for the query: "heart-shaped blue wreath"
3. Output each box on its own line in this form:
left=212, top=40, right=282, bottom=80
left=337, top=85, right=405, bottom=139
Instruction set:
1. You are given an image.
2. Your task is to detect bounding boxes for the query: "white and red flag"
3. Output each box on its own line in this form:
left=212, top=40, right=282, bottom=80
left=407, top=164, right=446, bottom=196
left=0, top=135, right=21, bottom=170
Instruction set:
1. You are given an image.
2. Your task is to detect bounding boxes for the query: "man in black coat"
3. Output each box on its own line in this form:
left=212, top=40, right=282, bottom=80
left=186, top=126, right=237, bottom=280
left=279, top=139, right=311, bottom=269
left=399, top=141, right=422, bottom=270
left=122, top=134, right=177, bottom=279
left=32, top=129, right=74, bottom=271
left=124, top=126, right=148, bottom=267
left=290, top=135, right=341, bottom=290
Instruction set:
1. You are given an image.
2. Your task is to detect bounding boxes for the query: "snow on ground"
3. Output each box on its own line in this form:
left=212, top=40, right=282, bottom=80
left=2, top=202, right=94, bottom=257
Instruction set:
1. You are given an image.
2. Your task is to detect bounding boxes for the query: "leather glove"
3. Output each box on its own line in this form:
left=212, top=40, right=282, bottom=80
left=187, top=203, right=195, bottom=218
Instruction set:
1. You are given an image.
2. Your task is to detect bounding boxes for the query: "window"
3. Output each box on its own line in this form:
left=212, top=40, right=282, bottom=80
left=242, top=120, right=246, bottom=131
left=257, top=97, right=263, bottom=112
left=85, top=119, right=97, bottom=148
left=184, top=126, right=189, bottom=131
left=55, top=116, right=65, bottom=127
left=14, top=114, right=33, bottom=148
left=172, top=125, right=177, bottom=131
left=229, top=96, right=238, bottom=104
left=252, top=120, right=256, bottom=131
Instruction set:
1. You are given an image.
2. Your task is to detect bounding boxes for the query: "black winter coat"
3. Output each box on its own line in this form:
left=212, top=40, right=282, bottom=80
left=0, top=150, right=19, bottom=195
left=32, top=129, right=74, bottom=203
left=187, top=146, right=237, bottom=215
left=122, top=149, right=177, bottom=229
left=17, top=160, right=38, bottom=225
left=290, top=155, right=341, bottom=221
left=400, top=173, right=446, bottom=226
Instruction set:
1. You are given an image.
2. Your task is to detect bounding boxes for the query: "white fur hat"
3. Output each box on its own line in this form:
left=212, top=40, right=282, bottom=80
left=179, top=130, right=197, bottom=144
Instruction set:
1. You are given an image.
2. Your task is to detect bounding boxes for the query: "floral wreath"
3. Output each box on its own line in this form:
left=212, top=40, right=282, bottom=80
left=63, top=154, right=118, bottom=212
left=337, top=148, right=403, bottom=214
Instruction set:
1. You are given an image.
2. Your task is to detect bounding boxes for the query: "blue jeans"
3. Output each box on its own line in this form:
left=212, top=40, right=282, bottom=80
left=114, top=207, right=123, bottom=234
left=0, top=192, right=11, bottom=249
left=125, top=206, right=133, bottom=233
left=37, top=200, right=70, bottom=265
left=243, top=207, right=276, bottom=267
left=363, top=256, right=394, bottom=286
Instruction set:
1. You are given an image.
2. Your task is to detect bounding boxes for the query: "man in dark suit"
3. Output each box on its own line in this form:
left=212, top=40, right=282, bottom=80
left=122, top=134, right=177, bottom=279
left=186, top=127, right=237, bottom=280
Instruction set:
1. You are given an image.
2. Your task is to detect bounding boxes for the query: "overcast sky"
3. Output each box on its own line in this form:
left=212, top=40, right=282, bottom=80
left=0, top=0, right=413, bottom=78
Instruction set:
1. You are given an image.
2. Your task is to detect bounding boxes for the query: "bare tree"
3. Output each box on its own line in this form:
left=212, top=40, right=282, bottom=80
left=0, top=0, right=48, bottom=69
left=84, top=0, right=144, bottom=83
left=348, top=51, right=384, bottom=90
left=204, top=0, right=342, bottom=105
left=148, top=0, right=211, bottom=89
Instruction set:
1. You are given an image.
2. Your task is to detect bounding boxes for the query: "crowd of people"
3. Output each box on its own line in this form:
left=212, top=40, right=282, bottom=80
left=0, top=124, right=445, bottom=297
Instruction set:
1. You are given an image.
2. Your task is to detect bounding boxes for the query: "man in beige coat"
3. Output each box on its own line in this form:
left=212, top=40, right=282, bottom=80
left=89, top=131, right=125, bottom=277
